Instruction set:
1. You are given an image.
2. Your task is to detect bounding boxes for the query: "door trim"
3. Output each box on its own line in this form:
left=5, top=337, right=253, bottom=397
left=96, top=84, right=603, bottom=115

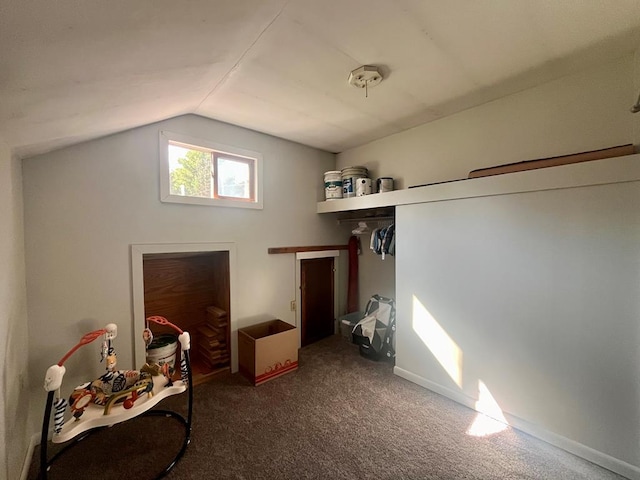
left=295, top=250, right=340, bottom=348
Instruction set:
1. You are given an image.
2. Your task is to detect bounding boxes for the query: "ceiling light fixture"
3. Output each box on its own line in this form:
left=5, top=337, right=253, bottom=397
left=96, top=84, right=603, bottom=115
left=348, top=65, right=383, bottom=98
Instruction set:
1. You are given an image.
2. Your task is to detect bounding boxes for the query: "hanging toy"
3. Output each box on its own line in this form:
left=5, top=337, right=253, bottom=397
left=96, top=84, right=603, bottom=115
left=99, top=324, right=117, bottom=372
left=100, top=340, right=108, bottom=363
left=105, top=347, right=117, bottom=372
left=142, top=327, right=153, bottom=348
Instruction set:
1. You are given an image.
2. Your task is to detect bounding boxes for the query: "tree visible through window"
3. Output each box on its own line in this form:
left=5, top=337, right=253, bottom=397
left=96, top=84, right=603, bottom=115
left=169, top=145, right=212, bottom=198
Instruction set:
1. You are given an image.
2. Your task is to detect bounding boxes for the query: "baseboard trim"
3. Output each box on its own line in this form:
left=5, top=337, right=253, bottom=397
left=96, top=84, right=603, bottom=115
left=20, top=432, right=40, bottom=480
left=393, top=366, right=640, bottom=480
left=393, top=367, right=477, bottom=410
left=503, top=411, right=640, bottom=480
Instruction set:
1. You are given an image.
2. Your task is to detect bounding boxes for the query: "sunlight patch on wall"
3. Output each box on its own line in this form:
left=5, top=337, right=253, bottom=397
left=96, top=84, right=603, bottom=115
left=467, top=380, right=509, bottom=437
left=412, top=295, right=463, bottom=387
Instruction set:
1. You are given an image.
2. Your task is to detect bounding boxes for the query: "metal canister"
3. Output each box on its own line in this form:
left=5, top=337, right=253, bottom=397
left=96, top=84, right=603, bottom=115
left=376, top=177, right=394, bottom=193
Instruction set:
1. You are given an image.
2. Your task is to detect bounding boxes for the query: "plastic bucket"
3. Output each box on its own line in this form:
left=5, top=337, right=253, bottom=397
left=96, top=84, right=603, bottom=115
left=341, top=166, right=368, bottom=198
left=324, top=170, right=343, bottom=200
left=146, top=334, right=178, bottom=373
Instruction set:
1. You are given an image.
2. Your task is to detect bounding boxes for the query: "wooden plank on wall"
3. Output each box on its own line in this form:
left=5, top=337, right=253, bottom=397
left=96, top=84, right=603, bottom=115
left=268, top=245, right=349, bottom=254
left=468, top=144, right=635, bottom=179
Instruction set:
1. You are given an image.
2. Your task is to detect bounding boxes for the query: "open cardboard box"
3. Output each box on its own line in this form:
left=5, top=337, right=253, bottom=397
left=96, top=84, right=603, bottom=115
left=238, top=319, right=299, bottom=386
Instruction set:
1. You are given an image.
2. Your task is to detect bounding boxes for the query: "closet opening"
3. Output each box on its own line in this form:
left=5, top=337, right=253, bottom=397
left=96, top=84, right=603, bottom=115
left=131, top=243, right=237, bottom=386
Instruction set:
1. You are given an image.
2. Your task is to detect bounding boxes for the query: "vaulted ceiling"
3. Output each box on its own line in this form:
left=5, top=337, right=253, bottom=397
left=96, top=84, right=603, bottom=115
left=2, top=0, right=640, bottom=158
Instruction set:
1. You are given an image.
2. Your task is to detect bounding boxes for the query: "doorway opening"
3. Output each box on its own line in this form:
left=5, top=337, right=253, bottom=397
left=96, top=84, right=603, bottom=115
left=295, top=250, right=339, bottom=347
left=132, top=243, right=237, bottom=385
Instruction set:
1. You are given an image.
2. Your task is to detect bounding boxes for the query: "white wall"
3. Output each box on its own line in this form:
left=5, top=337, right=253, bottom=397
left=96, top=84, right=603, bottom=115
left=0, top=138, right=30, bottom=480
left=337, top=55, right=637, bottom=187
left=395, top=180, right=640, bottom=477
left=333, top=51, right=640, bottom=478
left=22, top=114, right=342, bottom=434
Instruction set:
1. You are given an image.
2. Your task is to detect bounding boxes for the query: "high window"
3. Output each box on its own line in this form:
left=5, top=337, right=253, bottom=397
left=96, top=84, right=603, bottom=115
left=159, top=131, right=263, bottom=209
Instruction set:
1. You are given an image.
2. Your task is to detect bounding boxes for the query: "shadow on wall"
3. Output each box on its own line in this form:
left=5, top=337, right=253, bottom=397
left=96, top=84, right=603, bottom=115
left=412, top=295, right=508, bottom=437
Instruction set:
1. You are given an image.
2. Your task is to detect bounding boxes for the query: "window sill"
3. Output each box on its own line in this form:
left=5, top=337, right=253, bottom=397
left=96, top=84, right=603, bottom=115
left=161, top=193, right=263, bottom=209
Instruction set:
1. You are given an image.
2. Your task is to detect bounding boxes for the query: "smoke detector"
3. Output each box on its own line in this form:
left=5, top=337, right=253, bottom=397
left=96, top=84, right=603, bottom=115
left=348, top=65, right=383, bottom=97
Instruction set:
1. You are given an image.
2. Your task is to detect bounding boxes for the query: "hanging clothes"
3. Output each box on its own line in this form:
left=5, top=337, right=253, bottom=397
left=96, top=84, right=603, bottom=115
left=370, top=224, right=395, bottom=259
left=381, top=223, right=395, bottom=259
left=369, top=228, right=380, bottom=252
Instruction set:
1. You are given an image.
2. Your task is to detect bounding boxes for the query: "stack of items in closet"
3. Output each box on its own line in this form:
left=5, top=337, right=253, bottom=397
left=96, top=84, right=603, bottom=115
left=370, top=224, right=395, bottom=259
left=196, top=306, right=230, bottom=370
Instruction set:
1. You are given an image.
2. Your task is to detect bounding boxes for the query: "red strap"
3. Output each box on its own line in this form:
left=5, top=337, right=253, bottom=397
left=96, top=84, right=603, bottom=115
left=57, top=329, right=107, bottom=366
left=146, top=316, right=183, bottom=334
left=57, top=316, right=183, bottom=366
left=347, top=235, right=359, bottom=313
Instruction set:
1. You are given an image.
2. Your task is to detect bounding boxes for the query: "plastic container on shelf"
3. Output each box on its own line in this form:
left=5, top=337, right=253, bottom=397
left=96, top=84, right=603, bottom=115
left=324, top=170, right=343, bottom=200
left=341, top=166, right=368, bottom=198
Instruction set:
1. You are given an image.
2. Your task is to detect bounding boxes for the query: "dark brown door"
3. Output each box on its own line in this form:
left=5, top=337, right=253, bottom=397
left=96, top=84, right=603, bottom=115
left=301, top=257, right=335, bottom=346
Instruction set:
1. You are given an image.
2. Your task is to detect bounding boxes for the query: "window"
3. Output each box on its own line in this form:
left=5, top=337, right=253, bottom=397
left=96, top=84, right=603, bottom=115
left=160, top=131, right=263, bottom=209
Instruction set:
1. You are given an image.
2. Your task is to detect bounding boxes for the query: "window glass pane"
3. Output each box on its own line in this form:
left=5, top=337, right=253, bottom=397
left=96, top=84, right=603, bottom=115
left=217, top=157, right=251, bottom=199
left=169, top=144, right=212, bottom=198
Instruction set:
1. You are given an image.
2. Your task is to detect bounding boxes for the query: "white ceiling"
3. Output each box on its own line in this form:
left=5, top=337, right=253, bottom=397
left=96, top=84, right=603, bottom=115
left=2, top=0, right=640, bottom=158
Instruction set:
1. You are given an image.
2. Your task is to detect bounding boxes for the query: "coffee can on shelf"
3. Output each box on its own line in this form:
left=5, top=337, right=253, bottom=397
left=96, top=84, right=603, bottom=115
left=376, top=177, right=394, bottom=193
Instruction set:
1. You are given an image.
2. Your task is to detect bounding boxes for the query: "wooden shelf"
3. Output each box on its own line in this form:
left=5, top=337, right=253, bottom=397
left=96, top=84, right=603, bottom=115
left=318, top=154, right=640, bottom=214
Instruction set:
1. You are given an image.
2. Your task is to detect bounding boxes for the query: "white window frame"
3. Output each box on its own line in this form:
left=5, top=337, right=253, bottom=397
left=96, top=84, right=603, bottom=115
left=159, top=130, right=263, bottom=209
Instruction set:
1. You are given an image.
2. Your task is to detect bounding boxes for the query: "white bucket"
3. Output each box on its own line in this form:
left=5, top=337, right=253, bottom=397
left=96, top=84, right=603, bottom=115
left=146, top=334, right=178, bottom=373
left=355, top=177, right=372, bottom=196
left=324, top=170, right=343, bottom=200
left=341, top=166, right=368, bottom=198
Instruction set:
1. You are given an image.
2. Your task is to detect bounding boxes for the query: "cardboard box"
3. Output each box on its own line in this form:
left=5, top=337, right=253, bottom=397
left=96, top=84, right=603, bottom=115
left=238, top=320, right=298, bottom=386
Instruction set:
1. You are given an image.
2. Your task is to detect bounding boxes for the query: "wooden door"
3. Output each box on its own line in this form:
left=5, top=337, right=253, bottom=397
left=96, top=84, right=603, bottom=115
left=301, top=257, right=335, bottom=346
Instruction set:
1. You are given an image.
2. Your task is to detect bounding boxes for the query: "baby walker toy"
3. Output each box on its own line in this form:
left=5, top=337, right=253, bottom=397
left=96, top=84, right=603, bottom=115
left=40, top=316, right=193, bottom=479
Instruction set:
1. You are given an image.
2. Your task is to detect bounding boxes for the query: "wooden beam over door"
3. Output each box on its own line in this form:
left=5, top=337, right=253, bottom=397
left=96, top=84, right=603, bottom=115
left=268, top=245, right=348, bottom=254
